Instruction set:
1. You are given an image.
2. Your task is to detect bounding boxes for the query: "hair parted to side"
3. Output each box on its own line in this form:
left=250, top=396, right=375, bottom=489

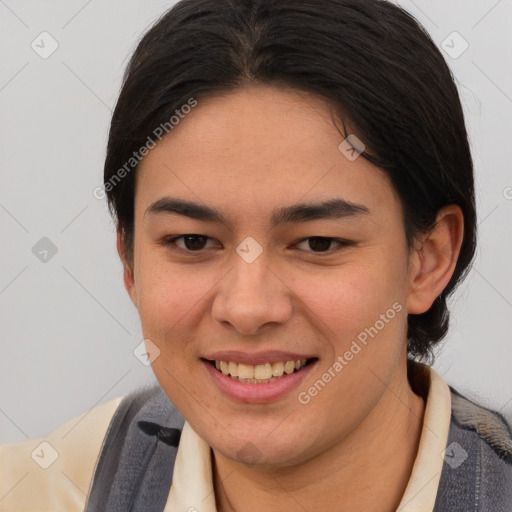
left=104, top=0, right=476, bottom=361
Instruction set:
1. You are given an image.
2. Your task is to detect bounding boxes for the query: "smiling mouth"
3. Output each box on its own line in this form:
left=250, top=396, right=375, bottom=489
left=205, top=358, right=317, bottom=384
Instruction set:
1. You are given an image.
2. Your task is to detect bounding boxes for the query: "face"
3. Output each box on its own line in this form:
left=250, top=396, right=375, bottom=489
left=124, top=85, right=418, bottom=467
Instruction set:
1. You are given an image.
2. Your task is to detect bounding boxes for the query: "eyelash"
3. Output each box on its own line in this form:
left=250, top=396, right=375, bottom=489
left=159, top=234, right=353, bottom=255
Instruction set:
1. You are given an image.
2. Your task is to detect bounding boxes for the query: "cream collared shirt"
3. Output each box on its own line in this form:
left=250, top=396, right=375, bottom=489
left=0, top=367, right=451, bottom=511
left=165, top=366, right=452, bottom=512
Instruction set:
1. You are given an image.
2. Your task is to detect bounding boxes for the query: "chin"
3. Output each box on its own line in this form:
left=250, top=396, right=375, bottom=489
left=210, top=427, right=316, bottom=469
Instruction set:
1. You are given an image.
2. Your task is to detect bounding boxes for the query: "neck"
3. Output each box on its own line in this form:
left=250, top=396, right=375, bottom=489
left=213, top=361, right=426, bottom=512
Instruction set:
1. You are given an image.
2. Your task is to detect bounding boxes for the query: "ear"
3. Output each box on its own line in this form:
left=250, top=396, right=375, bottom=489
left=116, top=229, right=138, bottom=308
left=406, top=205, right=464, bottom=314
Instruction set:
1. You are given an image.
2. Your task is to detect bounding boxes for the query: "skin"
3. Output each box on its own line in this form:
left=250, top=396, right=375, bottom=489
left=118, top=84, right=464, bottom=511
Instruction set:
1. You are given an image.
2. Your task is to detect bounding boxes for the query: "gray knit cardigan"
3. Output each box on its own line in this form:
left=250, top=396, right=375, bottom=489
left=83, top=385, right=512, bottom=511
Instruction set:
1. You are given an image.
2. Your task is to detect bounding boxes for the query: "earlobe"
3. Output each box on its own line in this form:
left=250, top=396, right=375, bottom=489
left=406, top=205, right=464, bottom=314
left=116, top=230, right=138, bottom=308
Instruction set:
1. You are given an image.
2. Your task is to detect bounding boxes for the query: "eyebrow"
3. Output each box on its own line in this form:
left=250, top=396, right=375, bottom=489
left=145, top=197, right=369, bottom=226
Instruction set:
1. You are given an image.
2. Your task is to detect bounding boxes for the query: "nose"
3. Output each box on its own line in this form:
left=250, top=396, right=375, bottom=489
left=211, top=254, right=293, bottom=335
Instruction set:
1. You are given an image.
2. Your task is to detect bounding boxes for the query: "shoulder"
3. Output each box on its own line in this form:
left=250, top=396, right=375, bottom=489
left=0, top=386, right=170, bottom=511
left=84, top=384, right=184, bottom=510
left=434, top=387, right=512, bottom=512
left=450, top=387, right=512, bottom=464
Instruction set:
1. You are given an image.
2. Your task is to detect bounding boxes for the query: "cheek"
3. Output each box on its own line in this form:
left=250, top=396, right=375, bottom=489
left=292, top=258, right=408, bottom=340
left=134, top=252, right=211, bottom=335
left=133, top=255, right=209, bottom=408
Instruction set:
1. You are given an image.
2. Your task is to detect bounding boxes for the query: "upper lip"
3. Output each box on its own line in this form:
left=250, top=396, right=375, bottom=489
left=202, top=350, right=317, bottom=366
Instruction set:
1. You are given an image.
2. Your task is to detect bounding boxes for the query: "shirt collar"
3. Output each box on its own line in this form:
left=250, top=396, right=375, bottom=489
left=164, top=364, right=452, bottom=512
left=397, top=364, right=452, bottom=511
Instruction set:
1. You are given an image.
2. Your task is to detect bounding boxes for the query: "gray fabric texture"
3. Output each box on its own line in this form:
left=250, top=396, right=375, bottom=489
left=84, top=385, right=184, bottom=512
left=433, top=387, right=512, bottom=512
left=85, top=384, right=512, bottom=511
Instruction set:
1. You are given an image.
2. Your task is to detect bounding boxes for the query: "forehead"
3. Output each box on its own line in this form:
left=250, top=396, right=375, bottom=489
left=135, top=85, right=399, bottom=224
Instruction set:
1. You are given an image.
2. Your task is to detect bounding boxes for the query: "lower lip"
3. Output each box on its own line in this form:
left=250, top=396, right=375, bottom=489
left=202, top=360, right=317, bottom=403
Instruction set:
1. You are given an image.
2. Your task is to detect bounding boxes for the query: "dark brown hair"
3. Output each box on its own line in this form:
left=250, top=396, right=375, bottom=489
left=104, top=0, right=477, bottom=361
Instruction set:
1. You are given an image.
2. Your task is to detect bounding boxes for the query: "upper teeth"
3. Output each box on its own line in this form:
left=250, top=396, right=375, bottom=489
left=215, top=360, right=307, bottom=380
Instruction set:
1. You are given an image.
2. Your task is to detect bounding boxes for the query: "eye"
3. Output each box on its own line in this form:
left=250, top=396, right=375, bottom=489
left=161, top=234, right=217, bottom=252
left=160, top=234, right=352, bottom=255
left=295, top=237, right=350, bottom=253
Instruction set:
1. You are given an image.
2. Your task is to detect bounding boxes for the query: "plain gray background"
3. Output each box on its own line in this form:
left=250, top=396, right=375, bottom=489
left=1, top=0, right=511, bottom=444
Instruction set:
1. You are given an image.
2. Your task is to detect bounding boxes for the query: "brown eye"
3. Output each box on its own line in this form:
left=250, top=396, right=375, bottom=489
left=308, top=237, right=333, bottom=252
left=295, top=237, right=349, bottom=253
left=162, top=234, right=215, bottom=252
left=181, top=235, right=208, bottom=251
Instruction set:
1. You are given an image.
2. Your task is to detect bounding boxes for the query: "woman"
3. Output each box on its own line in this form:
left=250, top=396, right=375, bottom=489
left=1, top=0, right=511, bottom=510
